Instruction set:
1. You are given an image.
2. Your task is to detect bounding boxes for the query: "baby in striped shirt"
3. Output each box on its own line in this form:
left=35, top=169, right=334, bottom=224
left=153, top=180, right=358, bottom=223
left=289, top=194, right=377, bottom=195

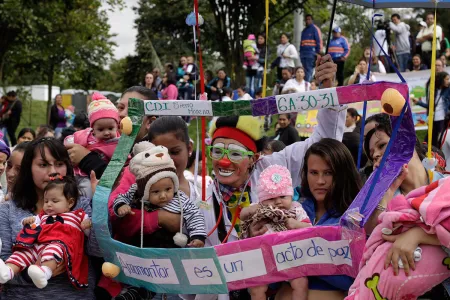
left=113, top=141, right=206, bottom=248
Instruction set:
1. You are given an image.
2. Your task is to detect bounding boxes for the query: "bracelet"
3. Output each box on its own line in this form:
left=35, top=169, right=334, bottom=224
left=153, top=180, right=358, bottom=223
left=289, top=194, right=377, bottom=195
left=376, top=204, right=386, bottom=212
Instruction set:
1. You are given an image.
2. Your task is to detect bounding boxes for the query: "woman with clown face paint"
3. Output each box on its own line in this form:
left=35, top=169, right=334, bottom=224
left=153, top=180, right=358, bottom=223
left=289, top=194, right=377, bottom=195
left=199, top=55, right=346, bottom=300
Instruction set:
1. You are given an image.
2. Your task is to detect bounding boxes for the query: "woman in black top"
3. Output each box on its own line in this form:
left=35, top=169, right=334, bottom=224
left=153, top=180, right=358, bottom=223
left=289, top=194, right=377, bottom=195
left=273, top=113, right=299, bottom=146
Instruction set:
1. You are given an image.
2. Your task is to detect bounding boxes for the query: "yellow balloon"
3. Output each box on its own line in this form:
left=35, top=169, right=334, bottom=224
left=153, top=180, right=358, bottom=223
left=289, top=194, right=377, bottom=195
left=120, top=116, right=133, bottom=135
left=102, top=262, right=121, bottom=278
left=381, top=88, right=406, bottom=117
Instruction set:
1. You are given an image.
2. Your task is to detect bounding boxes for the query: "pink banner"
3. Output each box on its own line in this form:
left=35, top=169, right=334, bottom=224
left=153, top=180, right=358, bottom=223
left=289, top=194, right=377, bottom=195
left=337, top=82, right=409, bottom=105
left=214, top=226, right=366, bottom=291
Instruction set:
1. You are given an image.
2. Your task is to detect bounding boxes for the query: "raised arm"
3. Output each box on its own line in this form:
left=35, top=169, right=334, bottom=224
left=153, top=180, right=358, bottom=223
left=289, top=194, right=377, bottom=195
left=253, top=55, right=345, bottom=188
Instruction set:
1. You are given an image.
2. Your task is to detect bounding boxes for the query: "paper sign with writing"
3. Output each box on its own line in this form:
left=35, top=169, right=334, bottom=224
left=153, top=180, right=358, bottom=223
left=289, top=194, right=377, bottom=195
left=117, top=252, right=180, bottom=284
left=144, top=100, right=213, bottom=116
left=218, top=249, right=267, bottom=282
left=272, top=237, right=352, bottom=271
left=181, top=259, right=223, bottom=285
left=214, top=226, right=365, bottom=291
left=275, top=89, right=340, bottom=113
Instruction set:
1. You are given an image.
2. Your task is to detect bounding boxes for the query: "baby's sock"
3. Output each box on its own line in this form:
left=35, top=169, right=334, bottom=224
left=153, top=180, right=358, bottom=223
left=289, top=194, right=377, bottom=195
left=0, top=259, right=14, bottom=283
left=28, top=265, right=52, bottom=289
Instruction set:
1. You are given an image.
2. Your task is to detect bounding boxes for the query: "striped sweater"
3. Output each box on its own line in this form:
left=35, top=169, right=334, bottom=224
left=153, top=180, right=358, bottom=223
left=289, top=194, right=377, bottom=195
left=114, top=183, right=207, bottom=241
left=0, top=197, right=96, bottom=299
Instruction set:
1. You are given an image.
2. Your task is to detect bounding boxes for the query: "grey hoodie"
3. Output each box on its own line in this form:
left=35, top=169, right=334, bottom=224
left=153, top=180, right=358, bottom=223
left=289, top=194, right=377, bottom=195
left=389, top=21, right=411, bottom=54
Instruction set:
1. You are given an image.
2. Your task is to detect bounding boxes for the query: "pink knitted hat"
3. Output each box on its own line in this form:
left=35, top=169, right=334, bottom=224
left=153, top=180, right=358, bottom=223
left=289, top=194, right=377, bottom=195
left=248, top=34, right=256, bottom=40
left=88, top=92, right=119, bottom=127
left=257, top=165, right=293, bottom=202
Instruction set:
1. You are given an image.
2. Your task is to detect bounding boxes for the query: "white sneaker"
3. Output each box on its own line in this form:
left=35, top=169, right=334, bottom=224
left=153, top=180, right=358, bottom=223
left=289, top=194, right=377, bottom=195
left=28, top=265, right=48, bottom=289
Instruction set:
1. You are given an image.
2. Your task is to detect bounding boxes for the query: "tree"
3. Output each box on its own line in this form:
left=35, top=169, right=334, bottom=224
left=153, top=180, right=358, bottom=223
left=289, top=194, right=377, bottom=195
left=0, top=0, right=123, bottom=118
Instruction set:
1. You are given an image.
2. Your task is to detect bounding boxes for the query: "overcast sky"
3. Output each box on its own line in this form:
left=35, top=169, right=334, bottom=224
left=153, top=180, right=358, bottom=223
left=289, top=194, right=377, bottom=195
left=106, top=0, right=139, bottom=60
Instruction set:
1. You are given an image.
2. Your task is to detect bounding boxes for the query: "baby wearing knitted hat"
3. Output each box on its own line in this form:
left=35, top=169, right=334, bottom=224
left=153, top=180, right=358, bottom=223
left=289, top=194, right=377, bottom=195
left=113, top=141, right=207, bottom=248
left=64, top=92, right=120, bottom=198
left=240, top=165, right=311, bottom=300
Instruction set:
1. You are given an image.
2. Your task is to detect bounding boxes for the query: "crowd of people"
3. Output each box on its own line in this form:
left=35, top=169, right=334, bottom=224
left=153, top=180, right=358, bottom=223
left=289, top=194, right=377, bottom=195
left=1, top=10, right=450, bottom=300
left=0, top=50, right=449, bottom=300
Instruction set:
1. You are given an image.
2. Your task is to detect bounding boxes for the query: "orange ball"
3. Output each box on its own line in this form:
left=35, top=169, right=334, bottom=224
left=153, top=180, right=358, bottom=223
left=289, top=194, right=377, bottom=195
left=381, top=88, right=406, bottom=117
left=102, top=262, right=121, bottom=278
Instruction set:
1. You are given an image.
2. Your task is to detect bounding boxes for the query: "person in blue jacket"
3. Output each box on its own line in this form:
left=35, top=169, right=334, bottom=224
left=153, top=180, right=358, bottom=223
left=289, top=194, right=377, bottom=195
left=274, top=138, right=362, bottom=299
left=300, top=14, right=323, bottom=82
left=329, top=27, right=350, bottom=86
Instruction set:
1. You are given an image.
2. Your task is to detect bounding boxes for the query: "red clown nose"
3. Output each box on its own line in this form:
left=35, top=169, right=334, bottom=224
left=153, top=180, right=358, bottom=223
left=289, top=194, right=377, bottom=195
left=218, top=158, right=232, bottom=168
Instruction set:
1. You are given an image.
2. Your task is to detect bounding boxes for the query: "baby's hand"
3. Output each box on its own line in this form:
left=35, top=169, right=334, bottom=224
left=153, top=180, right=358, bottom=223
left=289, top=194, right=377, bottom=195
left=22, top=217, right=36, bottom=225
left=187, top=239, right=205, bottom=248
left=118, top=205, right=135, bottom=217
left=286, top=218, right=311, bottom=230
left=81, top=219, right=92, bottom=230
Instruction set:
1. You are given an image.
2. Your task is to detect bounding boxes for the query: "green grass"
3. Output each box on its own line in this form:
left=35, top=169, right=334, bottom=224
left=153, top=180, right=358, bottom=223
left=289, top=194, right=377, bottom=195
left=18, top=100, right=48, bottom=133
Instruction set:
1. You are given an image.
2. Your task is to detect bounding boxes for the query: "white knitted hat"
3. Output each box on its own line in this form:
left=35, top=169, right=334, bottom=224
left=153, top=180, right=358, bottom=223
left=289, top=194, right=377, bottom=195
left=130, top=142, right=188, bottom=247
left=130, top=141, right=179, bottom=202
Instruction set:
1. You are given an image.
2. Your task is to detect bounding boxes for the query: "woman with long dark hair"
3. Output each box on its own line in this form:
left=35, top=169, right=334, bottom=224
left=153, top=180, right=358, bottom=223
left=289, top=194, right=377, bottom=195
left=414, top=71, right=450, bottom=146
left=49, top=94, right=66, bottom=139
left=0, top=138, right=95, bottom=298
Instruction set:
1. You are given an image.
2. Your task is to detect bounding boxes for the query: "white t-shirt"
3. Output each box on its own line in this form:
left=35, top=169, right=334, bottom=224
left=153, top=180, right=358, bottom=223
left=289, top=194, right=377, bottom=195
left=238, top=93, right=253, bottom=100
left=434, top=89, right=446, bottom=121
left=277, top=43, right=298, bottom=68
left=282, top=79, right=310, bottom=93
left=417, top=24, right=443, bottom=52
left=374, top=30, right=388, bottom=57
left=358, top=73, right=377, bottom=83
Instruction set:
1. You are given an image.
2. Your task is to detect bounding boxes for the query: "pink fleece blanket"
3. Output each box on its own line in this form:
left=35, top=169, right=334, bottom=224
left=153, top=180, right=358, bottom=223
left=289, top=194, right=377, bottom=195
left=346, top=176, right=450, bottom=300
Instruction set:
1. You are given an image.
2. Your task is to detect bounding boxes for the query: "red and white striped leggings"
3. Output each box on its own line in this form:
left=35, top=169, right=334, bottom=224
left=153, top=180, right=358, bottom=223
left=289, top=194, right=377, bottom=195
left=6, top=243, right=64, bottom=271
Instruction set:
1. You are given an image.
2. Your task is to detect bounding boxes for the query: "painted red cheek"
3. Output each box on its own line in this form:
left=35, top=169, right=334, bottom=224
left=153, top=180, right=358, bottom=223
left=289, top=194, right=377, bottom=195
left=218, top=158, right=232, bottom=168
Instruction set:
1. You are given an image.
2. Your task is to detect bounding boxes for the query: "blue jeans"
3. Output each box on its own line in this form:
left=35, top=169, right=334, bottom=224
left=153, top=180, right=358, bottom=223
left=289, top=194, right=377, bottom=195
left=396, top=53, right=410, bottom=72
left=301, top=55, right=316, bottom=82
left=1, top=127, right=9, bottom=146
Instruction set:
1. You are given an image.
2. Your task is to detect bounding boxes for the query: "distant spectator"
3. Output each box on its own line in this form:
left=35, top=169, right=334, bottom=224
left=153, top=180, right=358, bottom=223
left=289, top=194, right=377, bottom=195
left=161, top=72, right=178, bottom=100
left=273, top=67, right=292, bottom=95
left=0, top=96, right=8, bottom=145
left=185, top=56, right=198, bottom=81
left=362, top=47, right=386, bottom=74
left=348, top=58, right=377, bottom=85
left=300, top=15, right=323, bottom=82
left=144, top=72, right=158, bottom=93
left=237, top=86, right=253, bottom=100
left=310, top=81, right=318, bottom=90
left=273, top=33, right=298, bottom=80
left=282, top=66, right=310, bottom=94
left=49, top=94, right=66, bottom=138
left=390, top=13, right=411, bottom=72
left=329, top=26, right=350, bottom=86
left=272, top=113, right=299, bottom=146
left=414, top=71, right=450, bottom=146
left=374, top=22, right=390, bottom=73
left=345, top=108, right=361, bottom=133
left=263, top=140, right=286, bottom=155
left=415, top=21, right=428, bottom=57
left=16, top=128, right=35, bottom=146
left=2, top=91, right=22, bottom=146
left=152, top=67, right=162, bottom=90
left=440, top=54, right=448, bottom=67
left=417, top=12, right=442, bottom=68
left=255, top=33, right=268, bottom=90
left=221, top=87, right=233, bottom=101
left=73, top=113, right=89, bottom=131
left=409, top=54, right=428, bottom=71
left=35, top=125, right=55, bottom=140
left=164, top=62, right=175, bottom=74
left=342, top=131, right=368, bottom=168
left=255, top=87, right=263, bottom=99
left=207, top=69, right=231, bottom=101
left=176, top=56, right=188, bottom=80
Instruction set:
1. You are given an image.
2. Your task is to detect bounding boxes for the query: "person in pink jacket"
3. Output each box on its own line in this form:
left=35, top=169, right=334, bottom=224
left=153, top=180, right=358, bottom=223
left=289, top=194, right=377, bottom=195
left=161, top=72, right=179, bottom=100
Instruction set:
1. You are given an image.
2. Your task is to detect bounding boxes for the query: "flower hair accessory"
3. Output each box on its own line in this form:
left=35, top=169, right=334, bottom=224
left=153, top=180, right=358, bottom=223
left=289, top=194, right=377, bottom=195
left=49, top=174, right=64, bottom=181
left=257, top=165, right=293, bottom=202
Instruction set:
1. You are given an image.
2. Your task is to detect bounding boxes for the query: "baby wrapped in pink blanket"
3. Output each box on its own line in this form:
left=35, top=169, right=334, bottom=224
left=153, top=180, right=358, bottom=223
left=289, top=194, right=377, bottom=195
left=346, top=176, right=450, bottom=300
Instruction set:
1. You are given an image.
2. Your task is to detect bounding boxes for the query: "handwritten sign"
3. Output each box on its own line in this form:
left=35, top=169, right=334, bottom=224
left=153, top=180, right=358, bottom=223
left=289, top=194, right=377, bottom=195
left=272, top=237, right=352, bottom=271
left=218, top=249, right=267, bottom=282
left=181, top=258, right=223, bottom=285
left=144, top=100, right=213, bottom=116
left=275, top=89, right=340, bottom=113
left=116, top=252, right=180, bottom=284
